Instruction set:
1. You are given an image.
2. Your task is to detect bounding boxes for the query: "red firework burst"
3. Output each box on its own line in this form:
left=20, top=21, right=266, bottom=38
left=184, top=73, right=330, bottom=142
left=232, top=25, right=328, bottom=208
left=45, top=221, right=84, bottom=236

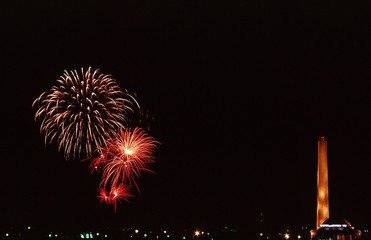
left=98, top=184, right=134, bottom=213
left=91, top=127, right=160, bottom=209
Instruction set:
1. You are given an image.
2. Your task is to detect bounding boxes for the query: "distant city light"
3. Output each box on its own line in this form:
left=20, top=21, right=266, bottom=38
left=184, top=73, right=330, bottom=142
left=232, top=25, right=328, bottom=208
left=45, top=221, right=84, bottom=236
left=3, top=224, right=364, bottom=240
left=79, top=232, right=94, bottom=239
left=320, top=224, right=348, bottom=228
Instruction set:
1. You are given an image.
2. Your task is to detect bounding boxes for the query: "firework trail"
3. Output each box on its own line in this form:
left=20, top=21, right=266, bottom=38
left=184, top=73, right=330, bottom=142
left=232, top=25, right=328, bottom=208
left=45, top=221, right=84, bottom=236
left=32, top=67, right=140, bottom=160
left=91, top=127, right=160, bottom=207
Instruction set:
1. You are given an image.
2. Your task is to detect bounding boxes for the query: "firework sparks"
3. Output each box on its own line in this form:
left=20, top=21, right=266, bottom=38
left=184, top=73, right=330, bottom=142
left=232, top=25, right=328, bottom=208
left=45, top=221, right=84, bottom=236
left=32, top=67, right=140, bottom=160
left=98, top=184, right=134, bottom=213
left=91, top=127, right=160, bottom=195
left=33, top=67, right=159, bottom=212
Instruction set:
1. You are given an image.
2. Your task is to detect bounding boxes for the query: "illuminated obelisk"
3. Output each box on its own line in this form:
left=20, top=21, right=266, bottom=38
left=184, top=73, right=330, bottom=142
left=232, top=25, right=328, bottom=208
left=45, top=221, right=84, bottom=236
left=316, top=136, right=329, bottom=229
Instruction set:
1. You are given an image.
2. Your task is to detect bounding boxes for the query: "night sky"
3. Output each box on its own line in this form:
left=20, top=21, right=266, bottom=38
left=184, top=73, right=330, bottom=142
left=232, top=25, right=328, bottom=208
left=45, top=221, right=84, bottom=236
left=2, top=0, right=371, bottom=234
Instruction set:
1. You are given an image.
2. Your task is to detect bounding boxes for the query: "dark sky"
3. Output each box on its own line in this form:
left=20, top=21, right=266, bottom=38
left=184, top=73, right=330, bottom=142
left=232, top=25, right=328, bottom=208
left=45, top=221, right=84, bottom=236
left=2, top=0, right=371, bottom=234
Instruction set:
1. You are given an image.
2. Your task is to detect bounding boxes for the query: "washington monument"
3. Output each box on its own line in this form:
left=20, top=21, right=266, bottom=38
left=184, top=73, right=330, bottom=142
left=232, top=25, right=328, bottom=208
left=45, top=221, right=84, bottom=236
left=316, top=136, right=329, bottom=229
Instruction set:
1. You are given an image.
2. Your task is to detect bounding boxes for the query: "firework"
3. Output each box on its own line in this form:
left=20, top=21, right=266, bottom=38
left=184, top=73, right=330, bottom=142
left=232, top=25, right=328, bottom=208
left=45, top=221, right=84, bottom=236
left=98, top=184, right=134, bottom=213
left=91, top=127, right=160, bottom=194
left=32, top=67, right=140, bottom=160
